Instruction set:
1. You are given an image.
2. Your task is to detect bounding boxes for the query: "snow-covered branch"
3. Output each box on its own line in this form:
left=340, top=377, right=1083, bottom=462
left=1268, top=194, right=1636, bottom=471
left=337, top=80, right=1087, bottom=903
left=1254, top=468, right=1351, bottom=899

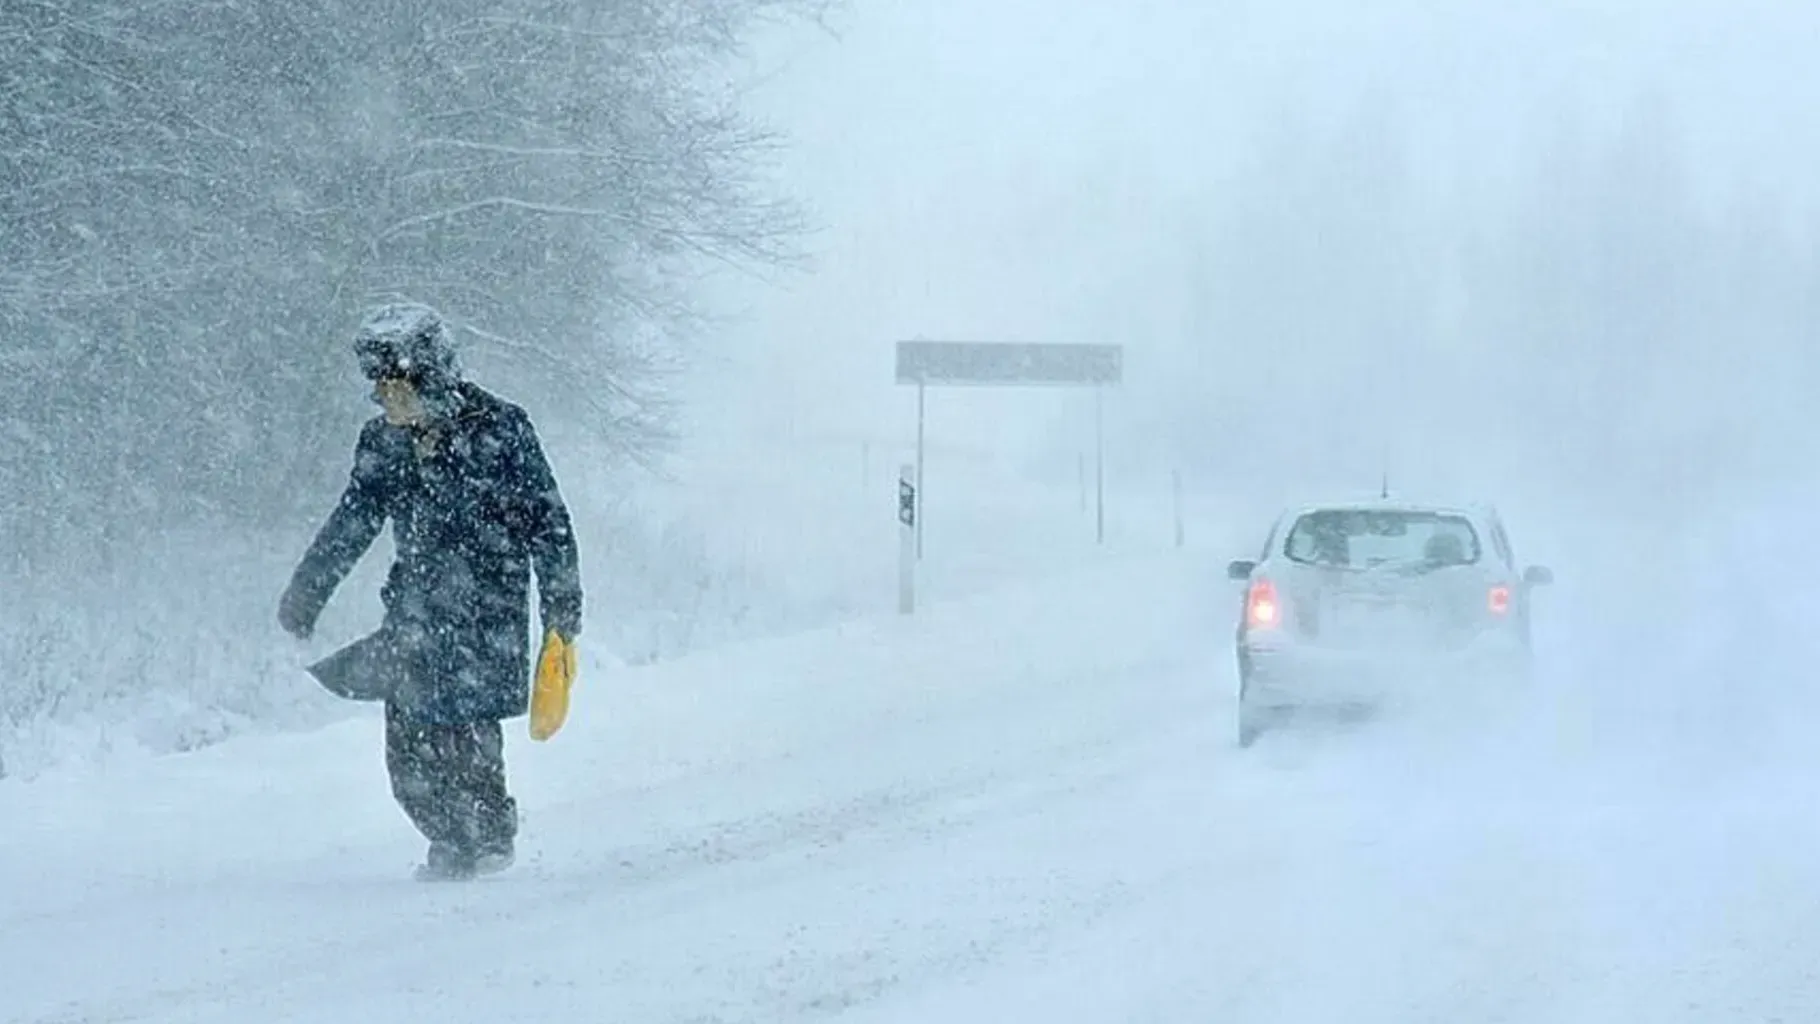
left=376, top=196, right=642, bottom=241
left=412, top=137, right=669, bottom=169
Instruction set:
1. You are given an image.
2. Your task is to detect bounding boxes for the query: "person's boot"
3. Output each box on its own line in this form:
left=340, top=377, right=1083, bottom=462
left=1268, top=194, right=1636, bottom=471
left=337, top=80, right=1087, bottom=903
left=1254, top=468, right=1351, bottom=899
left=471, top=837, right=514, bottom=876
left=470, top=795, right=517, bottom=876
left=413, top=840, right=476, bottom=882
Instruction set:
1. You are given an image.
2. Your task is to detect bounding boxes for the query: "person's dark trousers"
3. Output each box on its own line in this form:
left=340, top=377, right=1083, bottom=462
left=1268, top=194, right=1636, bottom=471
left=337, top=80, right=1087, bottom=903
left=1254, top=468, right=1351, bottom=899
left=383, top=702, right=518, bottom=858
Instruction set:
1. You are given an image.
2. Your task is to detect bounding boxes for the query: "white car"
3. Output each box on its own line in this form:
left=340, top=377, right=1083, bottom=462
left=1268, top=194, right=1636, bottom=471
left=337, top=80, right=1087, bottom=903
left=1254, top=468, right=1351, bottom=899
left=1227, top=499, right=1552, bottom=747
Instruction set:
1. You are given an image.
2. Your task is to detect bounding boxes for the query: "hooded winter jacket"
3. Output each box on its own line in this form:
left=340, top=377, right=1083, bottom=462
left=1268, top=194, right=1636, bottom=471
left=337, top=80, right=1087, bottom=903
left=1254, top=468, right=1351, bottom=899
left=281, top=380, right=583, bottom=725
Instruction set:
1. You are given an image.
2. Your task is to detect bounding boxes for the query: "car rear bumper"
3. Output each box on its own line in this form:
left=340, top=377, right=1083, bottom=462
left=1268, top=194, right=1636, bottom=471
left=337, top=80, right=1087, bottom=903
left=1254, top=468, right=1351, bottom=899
left=1239, top=632, right=1528, bottom=710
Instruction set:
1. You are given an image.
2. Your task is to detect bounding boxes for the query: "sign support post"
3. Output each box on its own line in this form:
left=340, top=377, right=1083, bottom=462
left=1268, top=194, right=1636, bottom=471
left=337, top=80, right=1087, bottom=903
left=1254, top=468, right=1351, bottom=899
left=915, top=380, right=926, bottom=559
left=898, top=463, right=917, bottom=614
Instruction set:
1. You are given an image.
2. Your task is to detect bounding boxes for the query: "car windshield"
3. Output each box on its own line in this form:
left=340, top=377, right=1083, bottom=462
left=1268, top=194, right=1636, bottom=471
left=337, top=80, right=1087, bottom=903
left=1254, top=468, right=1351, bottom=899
left=1283, top=508, right=1481, bottom=570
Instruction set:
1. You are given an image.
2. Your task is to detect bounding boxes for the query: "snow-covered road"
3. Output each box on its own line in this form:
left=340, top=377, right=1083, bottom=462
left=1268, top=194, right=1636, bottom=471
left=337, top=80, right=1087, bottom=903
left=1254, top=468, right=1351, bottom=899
left=7, top=551, right=1820, bottom=1022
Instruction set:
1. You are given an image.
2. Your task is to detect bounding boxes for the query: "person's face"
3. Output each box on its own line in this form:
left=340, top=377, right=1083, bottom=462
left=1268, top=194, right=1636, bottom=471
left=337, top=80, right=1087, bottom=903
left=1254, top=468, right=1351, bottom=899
left=374, top=376, right=426, bottom=427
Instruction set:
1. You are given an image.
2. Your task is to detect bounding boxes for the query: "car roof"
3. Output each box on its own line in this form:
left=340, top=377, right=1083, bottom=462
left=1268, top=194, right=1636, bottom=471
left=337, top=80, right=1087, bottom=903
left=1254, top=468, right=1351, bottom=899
left=1275, top=497, right=1499, bottom=524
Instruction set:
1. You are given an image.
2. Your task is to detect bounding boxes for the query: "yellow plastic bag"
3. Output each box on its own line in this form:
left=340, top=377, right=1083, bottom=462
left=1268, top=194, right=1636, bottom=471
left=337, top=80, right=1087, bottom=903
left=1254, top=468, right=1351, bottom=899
left=529, top=628, right=578, bottom=741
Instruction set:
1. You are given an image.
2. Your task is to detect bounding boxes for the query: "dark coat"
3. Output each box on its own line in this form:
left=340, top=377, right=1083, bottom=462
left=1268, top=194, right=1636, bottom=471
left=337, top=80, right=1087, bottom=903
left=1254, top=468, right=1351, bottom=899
left=281, top=382, right=582, bottom=725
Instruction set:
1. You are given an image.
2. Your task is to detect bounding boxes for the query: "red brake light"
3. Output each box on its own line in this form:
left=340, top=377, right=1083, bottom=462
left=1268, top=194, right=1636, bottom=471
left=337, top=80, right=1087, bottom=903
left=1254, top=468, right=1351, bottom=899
left=1247, top=577, right=1280, bottom=630
left=1488, top=584, right=1512, bottom=616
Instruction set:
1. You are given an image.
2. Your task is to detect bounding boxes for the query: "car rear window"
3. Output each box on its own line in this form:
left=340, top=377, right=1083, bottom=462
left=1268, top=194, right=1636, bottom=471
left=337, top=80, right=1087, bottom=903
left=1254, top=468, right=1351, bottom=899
left=1283, top=508, right=1481, bottom=570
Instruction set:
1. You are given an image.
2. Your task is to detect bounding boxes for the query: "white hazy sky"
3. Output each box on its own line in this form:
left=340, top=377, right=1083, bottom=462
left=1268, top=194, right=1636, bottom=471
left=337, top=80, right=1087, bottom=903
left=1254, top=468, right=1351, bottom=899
left=685, top=0, right=1820, bottom=506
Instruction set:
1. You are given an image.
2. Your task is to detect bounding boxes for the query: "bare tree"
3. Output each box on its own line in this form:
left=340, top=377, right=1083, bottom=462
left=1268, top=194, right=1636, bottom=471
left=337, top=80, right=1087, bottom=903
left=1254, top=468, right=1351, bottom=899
left=0, top=0, right=829, bottom=572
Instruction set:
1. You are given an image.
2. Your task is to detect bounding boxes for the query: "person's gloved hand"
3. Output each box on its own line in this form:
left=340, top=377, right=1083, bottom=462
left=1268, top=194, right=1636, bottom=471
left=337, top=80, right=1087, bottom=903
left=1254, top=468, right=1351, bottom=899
left=277, top=584, right=317, bottom=640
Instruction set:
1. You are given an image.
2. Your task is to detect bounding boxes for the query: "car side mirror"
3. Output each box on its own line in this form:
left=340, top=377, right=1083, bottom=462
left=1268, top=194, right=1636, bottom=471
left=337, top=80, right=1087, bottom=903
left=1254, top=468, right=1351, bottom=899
left=1523, top=565, right=1554, bottom=586
left=1228, top=559, right=1257, bottom=581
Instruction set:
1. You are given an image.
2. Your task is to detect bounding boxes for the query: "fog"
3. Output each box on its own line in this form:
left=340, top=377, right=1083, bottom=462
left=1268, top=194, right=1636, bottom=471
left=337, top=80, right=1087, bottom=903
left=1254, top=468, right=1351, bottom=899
left=707, top=0, right=1820, bottom=525
left=681, top=0, right=1820, bottom=776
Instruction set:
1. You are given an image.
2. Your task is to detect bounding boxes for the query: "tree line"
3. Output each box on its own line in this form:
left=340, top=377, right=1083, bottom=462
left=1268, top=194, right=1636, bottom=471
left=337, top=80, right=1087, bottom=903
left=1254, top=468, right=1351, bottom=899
left=1, top=0, right=824, bottom=574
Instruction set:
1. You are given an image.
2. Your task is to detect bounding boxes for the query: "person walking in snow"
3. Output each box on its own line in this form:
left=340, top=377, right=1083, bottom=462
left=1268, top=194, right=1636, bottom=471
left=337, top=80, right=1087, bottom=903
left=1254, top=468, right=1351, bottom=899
left=278, top=303, right=583, bottom=880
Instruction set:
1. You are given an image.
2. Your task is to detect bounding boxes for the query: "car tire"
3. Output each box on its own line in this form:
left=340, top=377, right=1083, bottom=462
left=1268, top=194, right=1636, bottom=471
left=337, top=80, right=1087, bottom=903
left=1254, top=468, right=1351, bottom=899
left=1237, top=692, right=1264, bottom=748
left=1236, top=655, right=1275, bottom=748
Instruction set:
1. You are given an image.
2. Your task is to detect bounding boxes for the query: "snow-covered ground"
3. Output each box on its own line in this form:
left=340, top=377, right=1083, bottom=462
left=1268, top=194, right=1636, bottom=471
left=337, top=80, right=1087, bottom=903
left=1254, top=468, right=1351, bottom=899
left=8, top=502, right=1820, bottom=1022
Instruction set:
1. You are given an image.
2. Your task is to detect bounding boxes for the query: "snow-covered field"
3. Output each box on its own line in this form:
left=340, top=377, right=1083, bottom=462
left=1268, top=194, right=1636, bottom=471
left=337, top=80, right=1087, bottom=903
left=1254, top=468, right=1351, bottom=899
left=7, top=495, right=1820, bottom=1023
